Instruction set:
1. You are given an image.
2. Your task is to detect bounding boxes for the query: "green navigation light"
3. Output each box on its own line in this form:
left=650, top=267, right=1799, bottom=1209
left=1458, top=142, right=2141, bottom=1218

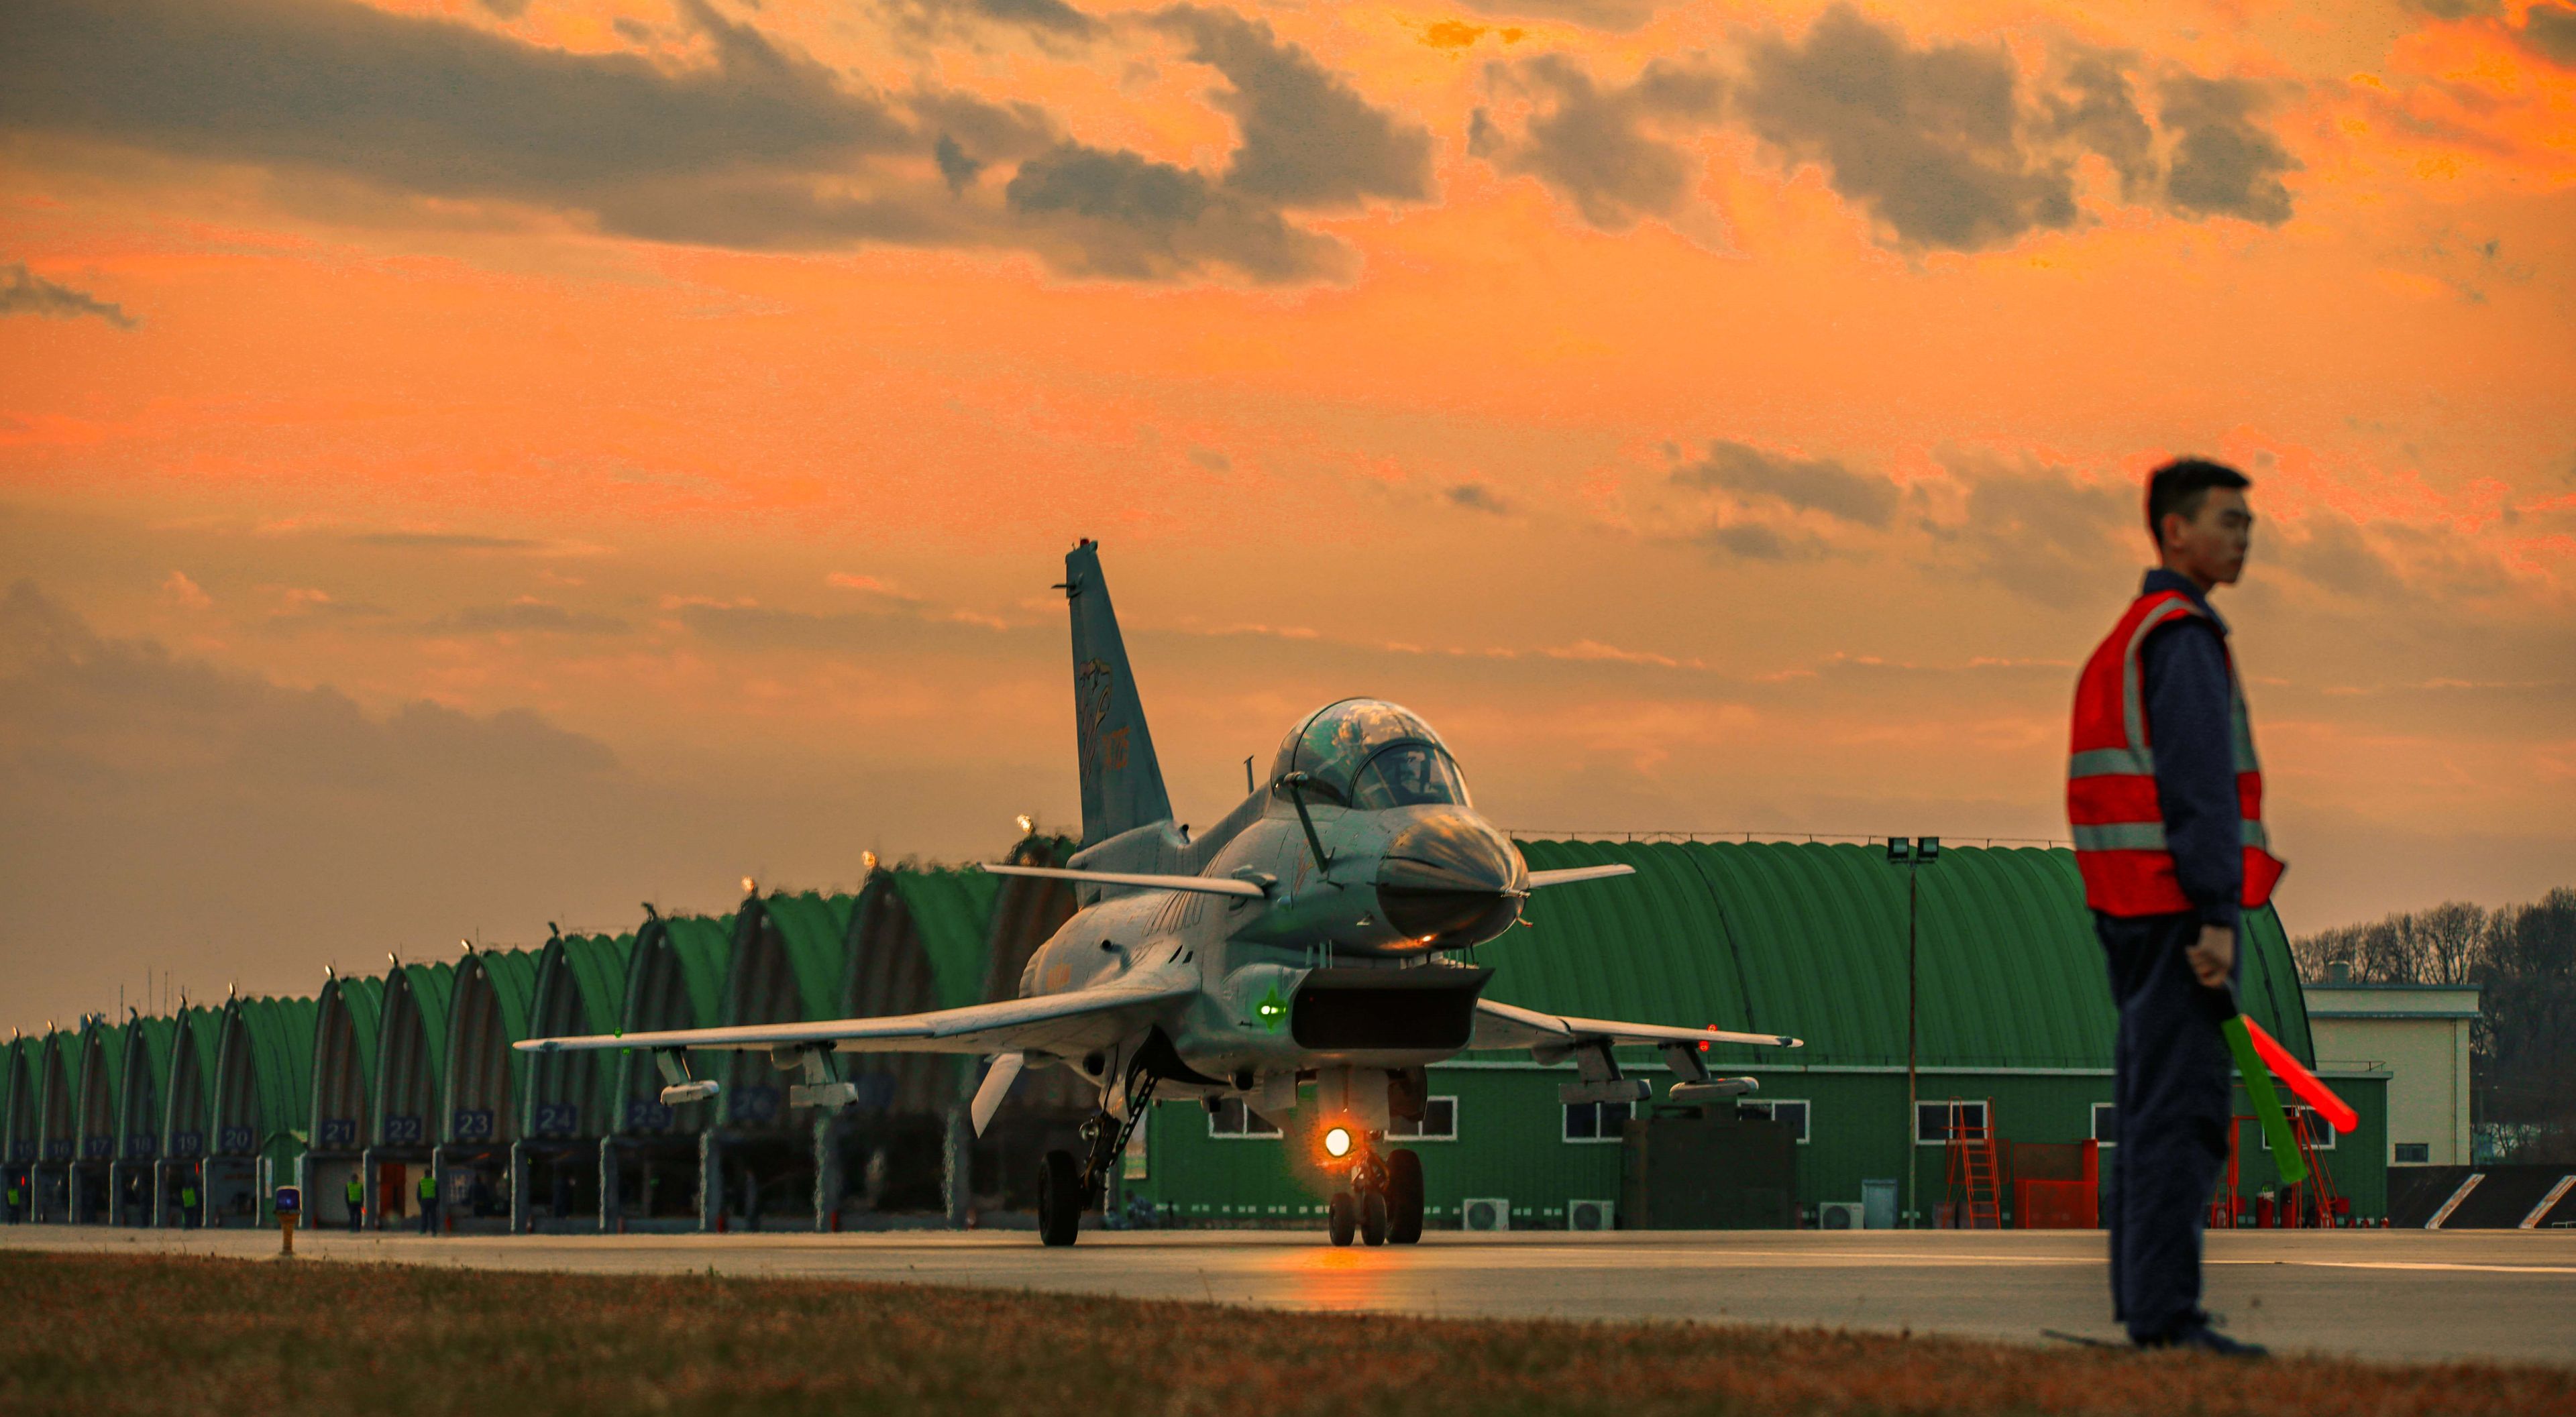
left=1255, top=986, right=1288, bottom=1033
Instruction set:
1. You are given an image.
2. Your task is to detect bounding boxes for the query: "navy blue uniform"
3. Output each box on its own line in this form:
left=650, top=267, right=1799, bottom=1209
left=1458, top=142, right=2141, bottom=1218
left=2098, top=568, right=2244, bottom=1343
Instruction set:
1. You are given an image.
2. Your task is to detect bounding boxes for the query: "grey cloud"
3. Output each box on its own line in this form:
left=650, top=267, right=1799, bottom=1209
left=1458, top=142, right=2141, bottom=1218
left=1004, top=143, right=1342, bottom=282
left=2158, top=76, right=2298, bottom=225
left=1, top=580, right=616, bottom=794
left=1939, top=457, right=2134, bottom=602
left=1674, top=440, right=1896, bottom=528
left=2045, top=50, right=2155, bottom=200
left=2279, top=513, right=2404, bottom=600
left=476, top=0, right=532, bottom=19
left=1470, top=53, right=1725, bottom=230
left=1736, top=7, right=2076, bottom=251
left=1698, top=521, right=1813, bottom=561
left=0, top=264, right=139, bottom=329
left=2522, top=5, right=2576, bottom=65
left=1446, top=482, right=1511, bottom=514
left=1189, top=448, right=1232, bottom=472
left=612, top=17, right=652, bottom=43
left=264, top=595, right=393, bottom=632
left=678, top=602, right=1044, bottom=657
left=1154, top=6, right=1434, bottom=209
left=879, top=0, right=1106, bottom=44
left=431, top=602, right=632, bottom=636
left=0, top=0, right=1336, bottom=284
left=2403, top=0, right=2500, bottom=14
left=351, top=531, right=541, bottom=551
left=0, top=0, right=910, bottom=205
left=934, top=133, right=985, bottom=192
left=1454, top=0, right=1666, bottom=31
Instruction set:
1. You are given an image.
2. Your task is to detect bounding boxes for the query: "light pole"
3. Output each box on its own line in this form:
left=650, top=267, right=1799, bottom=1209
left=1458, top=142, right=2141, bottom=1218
left=1886, top=836, right=1941, bottom=1227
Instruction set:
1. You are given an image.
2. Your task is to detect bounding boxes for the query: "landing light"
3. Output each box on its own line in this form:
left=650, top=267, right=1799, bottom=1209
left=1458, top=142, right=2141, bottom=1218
left=1323, top=1126, right=1353, bottom=1159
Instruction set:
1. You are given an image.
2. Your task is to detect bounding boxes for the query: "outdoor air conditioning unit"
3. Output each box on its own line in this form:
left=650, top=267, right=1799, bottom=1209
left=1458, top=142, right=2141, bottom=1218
left=1818, top=1201, right=1866, bottom=1231
left=1568, top=1199, right=1615, bottom=1232
left=1461, top=1197, right=1509, bottom=1232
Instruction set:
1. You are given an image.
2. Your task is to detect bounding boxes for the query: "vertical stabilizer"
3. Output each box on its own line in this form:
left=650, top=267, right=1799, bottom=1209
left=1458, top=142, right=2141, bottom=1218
left=1064, top=541, right=1173, bottom=846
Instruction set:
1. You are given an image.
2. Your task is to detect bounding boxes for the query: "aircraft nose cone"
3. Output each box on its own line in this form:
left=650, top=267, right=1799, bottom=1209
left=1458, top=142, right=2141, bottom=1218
left=1377, top=814, right=1525, bottom=948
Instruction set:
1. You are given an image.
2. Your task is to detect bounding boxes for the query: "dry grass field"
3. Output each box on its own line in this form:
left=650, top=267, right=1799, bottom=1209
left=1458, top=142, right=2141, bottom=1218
left=2, top=1251, right=2567, bottom=1416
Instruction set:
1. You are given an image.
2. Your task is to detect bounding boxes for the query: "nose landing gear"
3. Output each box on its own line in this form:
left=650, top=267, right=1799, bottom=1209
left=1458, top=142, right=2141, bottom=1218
left=1323, top=1135, right=1423, bottom=1247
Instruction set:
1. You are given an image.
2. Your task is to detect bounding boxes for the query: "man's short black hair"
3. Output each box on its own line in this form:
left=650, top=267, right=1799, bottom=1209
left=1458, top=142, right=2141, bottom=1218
left=2145, top=457, right=2251, bottom=540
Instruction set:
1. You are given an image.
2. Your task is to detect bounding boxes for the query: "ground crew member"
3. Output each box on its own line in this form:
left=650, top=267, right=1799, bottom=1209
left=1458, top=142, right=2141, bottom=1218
left=5, top=1177, right=20, bottom=1222
left=345, top=1173, right=365, bottom=1233
left=2069, top=457, right=2284, bottom=1357
left=417, top=1168, right=438, bottom=1235
left=177, top=1178, right=198, bottom=1229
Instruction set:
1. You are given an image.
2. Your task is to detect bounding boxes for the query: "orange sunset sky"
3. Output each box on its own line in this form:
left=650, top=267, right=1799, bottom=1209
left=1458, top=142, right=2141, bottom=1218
left=2, top=0, right=2571, bottom=1032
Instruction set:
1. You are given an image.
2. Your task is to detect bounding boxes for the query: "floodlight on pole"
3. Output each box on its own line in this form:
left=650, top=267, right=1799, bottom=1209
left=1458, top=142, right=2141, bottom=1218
left=1886, top=834, right=1943, bottom=1227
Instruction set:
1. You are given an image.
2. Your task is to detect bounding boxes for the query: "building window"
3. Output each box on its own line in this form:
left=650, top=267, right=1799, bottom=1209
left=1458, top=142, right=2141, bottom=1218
left=1562, top=1099, right=1632, bottom=1142
left=2259, top=1107, right=2337, bottom=1152
left=1738, top=1099, right=1810, bottom=1143
left=1915, top=1100, right=1989, bottom=1143
left=2091, top=1102, right=2119, bottom=1145
left=2394, top=1143, right=2430, bottom=1164
left=1389, top=1096, right=1458, bottom=1141
left=1206, top=1097, right=1281, bottom=1139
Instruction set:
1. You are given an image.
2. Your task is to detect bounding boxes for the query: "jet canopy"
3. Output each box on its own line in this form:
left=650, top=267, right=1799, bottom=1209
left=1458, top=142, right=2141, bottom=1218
left=1271, top=699, right=1470, bottom=810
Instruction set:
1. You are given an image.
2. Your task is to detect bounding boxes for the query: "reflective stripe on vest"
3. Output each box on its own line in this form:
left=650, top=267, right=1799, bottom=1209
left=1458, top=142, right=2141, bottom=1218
left=2067, top=588, right=2285, bottom=916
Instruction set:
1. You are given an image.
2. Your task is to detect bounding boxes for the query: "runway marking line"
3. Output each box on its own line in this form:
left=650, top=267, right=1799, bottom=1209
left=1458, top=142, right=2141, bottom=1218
left=2227, top=1260, right=2576, bottom=1276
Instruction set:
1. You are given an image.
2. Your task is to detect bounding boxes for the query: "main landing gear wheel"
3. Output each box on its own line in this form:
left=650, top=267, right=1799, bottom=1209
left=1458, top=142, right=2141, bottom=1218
left=1327, top=1191, right=1357, bottom=1247
left=1038, top=1149, right=1082, bottom=1247
left=1385, top=1147, right=1424, bottom=1245
left=1360, top=1190, right=1389, bottom=1247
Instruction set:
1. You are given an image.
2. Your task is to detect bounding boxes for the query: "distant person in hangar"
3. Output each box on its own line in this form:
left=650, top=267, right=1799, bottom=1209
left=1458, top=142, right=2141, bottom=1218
left=2068, top=457, right=2286, bottom=1357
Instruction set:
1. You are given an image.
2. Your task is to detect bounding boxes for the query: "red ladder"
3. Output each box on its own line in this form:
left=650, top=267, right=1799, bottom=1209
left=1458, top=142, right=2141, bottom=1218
left=1944, top=1099, right=2002, bottom=1229
left=2290, top=1109, right=2341, bottom=1226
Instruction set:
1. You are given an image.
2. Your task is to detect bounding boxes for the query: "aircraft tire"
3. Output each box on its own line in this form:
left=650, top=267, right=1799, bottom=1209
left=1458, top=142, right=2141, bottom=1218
left=1360, top=1190, right=1389, bottom=1247
left=1038, top=1151, right=1081, bottom=1247
left=1327, top=1191, right=1356, bottom=1247
left=1386, top=1149, right=1424, bottom=1245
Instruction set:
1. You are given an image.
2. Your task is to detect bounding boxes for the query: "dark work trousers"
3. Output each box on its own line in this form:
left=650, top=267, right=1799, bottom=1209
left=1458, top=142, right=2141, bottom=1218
left=2097, top=908, right=2236, bottom=1343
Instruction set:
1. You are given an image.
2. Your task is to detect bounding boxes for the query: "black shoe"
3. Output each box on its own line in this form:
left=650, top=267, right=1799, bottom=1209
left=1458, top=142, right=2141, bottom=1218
left=2141, top=1324, right=2268, bottom=1359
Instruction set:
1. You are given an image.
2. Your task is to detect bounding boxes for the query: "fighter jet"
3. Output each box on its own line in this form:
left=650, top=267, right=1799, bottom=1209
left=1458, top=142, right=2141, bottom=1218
left=518, top=542, right=1801, bottom=1246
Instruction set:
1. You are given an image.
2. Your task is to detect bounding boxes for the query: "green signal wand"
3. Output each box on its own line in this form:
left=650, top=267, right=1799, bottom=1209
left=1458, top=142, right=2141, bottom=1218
left=2214, top=984, right=2305, bottom=1188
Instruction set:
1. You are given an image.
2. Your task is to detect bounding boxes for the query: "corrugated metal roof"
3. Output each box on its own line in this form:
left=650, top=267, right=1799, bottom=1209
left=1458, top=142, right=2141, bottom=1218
left=1495, top=839, right=2312, bottom=1069
left=657, top=915, right=736, bottom=1027
left=373, top=965, right=449, bottom=1147
left=446, top=948, right=541, bottom=1141
left=547, top=932, right=634, bottom=1036
left=161, top=1005, right=223, bottom=1151
left=117, top=1015, right=176, bottom=1157
left=317, top=976, right=386, bottom=1092
left=890, top=869, right=1001, bottom=1012
left=34, top=1031, right=71, bottom=1146
left=75, top=1018, right=128, bottom=1147
left=215, top=995, right=317, bottom=1153
left=382, top=964, right=455, bottom=1079
left=3, top=1035, right=37, bottom=1161
left=527, top=930, right=635, bottom=1138
left=753, top=892, right=855, bottom=1021
left=310, top=974, right=384, bottom=1150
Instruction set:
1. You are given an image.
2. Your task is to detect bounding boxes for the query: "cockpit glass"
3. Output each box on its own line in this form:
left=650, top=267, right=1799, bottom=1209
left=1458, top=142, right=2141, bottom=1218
left=1270, top=699, right=1467, bottom=809
left=1350, top=744, right=1469, bottom=809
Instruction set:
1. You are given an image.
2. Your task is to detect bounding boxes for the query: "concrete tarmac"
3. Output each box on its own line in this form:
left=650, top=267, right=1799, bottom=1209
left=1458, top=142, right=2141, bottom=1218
left=8, top=1225, right=2572, bottom=1367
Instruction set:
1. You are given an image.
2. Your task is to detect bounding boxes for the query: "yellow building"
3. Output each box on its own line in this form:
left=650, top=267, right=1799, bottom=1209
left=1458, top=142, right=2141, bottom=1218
left=2303, top=969, right=2479, bottom=1168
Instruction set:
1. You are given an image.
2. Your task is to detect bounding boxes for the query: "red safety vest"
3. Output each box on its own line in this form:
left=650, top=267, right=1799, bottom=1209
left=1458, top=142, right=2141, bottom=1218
left=2067, top=588, right=2285, bottom=916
